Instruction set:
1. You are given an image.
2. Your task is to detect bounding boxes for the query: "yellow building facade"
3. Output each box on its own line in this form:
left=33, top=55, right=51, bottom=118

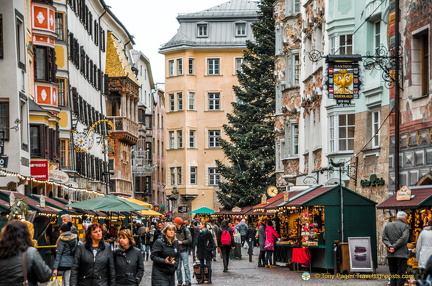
left=160, top=0, right=258, bottom=216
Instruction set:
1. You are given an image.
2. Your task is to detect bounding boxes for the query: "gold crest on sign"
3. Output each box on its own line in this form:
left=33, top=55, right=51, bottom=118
left=334, top=69, right=353, bottom=94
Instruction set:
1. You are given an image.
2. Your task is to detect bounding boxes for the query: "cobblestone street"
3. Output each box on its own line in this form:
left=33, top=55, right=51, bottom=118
left=140, top=247, right=391, bottom=286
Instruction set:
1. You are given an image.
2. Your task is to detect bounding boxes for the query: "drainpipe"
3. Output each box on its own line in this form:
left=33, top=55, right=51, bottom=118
left=394, top=0, right=400, bottom=192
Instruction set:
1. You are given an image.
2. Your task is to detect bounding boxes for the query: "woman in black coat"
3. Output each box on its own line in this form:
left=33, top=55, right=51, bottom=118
left=196, top=223, right=215, bottom=284
left=150, top=223, right=179, bottom=286
left=71, top=223, right=115, bottom=286
left=113, top=229, right=144, bottom=286
left=0, top=220, right=52, bottom=286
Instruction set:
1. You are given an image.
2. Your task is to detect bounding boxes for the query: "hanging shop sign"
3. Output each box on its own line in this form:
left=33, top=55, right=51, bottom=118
left=178, top=205, right=188, bottom=213
left=326, top=55, right=362, bottom=105
left=396, top=186, right=412, bottom=201
left=360, top=174, right=385, bottom=187
left=49, top=170, right=69, bottom=184
left=30, top=159, right=49, bottom=180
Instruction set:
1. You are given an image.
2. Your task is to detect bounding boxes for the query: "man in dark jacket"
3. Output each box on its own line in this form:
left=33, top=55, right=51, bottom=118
left=382, top=211, right=410, bottom=286
left=174, top=217, right=192, bottom=286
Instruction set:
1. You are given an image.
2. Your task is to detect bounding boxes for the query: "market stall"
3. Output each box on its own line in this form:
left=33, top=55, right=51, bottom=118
left=273, top=185, right=377, bottom=271
left=377, top=186, right=432, bottom=247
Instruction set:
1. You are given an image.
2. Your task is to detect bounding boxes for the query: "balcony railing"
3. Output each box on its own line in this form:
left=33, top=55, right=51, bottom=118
left=106, top=116, right=139, bottom=143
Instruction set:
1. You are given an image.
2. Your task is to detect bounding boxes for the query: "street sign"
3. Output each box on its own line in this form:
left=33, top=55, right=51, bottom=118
left=0, top=156, right=8, bottom=168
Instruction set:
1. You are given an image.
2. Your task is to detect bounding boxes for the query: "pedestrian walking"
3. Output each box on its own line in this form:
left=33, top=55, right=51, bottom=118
left=150, top=223, right=179, bottom=286
left=113, top=229, right=144, bottom=286
left=246, top=223, right=256, bottom=262
left=0, top=220, right=52, bottom=286
left=61, top=214, right=78, bottom=235
left=174, top=217, right=192, bottom=286
left=151, top=223, right=163, bottom=250
left=236, top=219, right=248, bottom=247
left=52, top=222, right=78, bottom=286
left=217, top=220, right=235, bottom=272
left=70, top=223, right=115, bottom=286
left=191, top=221, right=199, bottom=259
left=382, top=211, right=410, bottom=286
left=196, top=223, right=216, bottom=284
left=257, top=220, right=266, bottom=267
left=139, top=227, right=151, bottom=261
left=208, top=219, right=219, bottom=261
left=264, top=220, right=279, bottom=268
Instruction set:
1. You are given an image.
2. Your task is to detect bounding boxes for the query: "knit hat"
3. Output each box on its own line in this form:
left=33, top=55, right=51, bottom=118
left=174, top=217, right=183, bottom=225
left=60, top=221, right=72, bottom=232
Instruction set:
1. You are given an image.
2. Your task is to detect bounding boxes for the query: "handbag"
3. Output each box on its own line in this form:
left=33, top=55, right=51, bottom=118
left=47, top=276, right=61, bottom=286
left=264, top=241, right=274, bottom=250
left=22, top=251, right=28, bottom=286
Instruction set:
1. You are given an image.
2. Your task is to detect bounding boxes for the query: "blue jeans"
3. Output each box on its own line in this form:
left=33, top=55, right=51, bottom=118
left=176, top=251, right=191, bottom=284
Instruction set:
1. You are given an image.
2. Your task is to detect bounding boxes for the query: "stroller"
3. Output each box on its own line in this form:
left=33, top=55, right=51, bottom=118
left=193, top=260, right=209, bottom=283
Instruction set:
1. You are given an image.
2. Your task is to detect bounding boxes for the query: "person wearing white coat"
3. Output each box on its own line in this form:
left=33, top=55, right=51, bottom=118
left=416, top=222, right=432, bottom=270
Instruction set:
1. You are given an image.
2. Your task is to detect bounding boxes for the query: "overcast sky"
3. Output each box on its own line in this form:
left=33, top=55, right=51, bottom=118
left=105, top=0, right=228, bottom=85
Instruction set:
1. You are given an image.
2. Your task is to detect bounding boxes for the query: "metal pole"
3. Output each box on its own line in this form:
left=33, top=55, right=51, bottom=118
left=394, top=0, right=401, bottom=191
left=340, top=167, right=344, bottom=243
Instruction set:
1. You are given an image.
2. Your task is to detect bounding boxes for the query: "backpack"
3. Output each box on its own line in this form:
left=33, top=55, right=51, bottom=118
left=221, top=230, right=231, bottom=246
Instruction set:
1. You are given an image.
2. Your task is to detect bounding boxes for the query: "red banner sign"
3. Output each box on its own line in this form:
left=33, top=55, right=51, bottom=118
left=30, top=159, right=49, bottom=180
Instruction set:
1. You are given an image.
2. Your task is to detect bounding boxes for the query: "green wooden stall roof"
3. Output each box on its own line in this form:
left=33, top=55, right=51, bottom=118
left=283, top=185, right=378, bottom=270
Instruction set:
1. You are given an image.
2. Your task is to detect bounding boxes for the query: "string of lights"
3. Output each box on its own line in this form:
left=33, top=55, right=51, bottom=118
left=0, top=169, right=104, bottom=197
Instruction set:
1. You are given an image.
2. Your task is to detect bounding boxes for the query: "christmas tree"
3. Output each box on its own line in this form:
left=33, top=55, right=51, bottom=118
left=216, top=0, right=276, bottom=209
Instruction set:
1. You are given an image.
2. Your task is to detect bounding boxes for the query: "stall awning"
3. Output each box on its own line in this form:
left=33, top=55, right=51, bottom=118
left=53, top=197, right=107, bottom=217
left=0, top=198, right=10, bottom=212
left=284, top=185, right=376, bottom=207
left=30, top=194, right=81, bottom=215
left=0, top=191, right=58, bottom=214
left=126, top=198, right=153, bottom=209
left=276, top=186, right=322, bottom=208
left=253, top=192, right=286, bottom=209
left=224, top=206, right=252, bottom=215
left=213, top=208, right=228, bottom=215
left=284, top=186, right=334, bottom=206
left=377, top=186, right=432, bottom=209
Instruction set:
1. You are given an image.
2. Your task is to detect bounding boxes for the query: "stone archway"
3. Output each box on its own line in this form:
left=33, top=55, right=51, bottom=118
left=417, top=174, right=432, bottom=186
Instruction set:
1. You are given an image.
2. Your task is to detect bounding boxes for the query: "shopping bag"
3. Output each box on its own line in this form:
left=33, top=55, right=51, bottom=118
left=47, top=276, right=61, bottom=286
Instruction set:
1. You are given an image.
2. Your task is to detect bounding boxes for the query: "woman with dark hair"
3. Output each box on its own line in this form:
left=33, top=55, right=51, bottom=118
left=71, top=223, right=115, bottom=286
left=53, top=222, right=78, bottom=286
left=0, top=220, right=52, bottom=285
left=217, top=220, right=234, bottom=273
left=196, top=222, right=215, bottom=284
left=264, top=220, right=280, bottom=268
left=113, top=229, right=144, bottom=286
left=150, top=223, right=179, bottom=286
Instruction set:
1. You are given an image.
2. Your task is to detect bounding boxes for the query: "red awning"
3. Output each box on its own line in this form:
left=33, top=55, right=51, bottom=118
left=0, top=191, right=58, bottom=214
left=213, top=208, right=228, bottom=215
left=253, top=192, right=285, bottom=209
left=31, top=194, right=81, bottom=215
left=224, top=206, right=253, bottom=215
left=377, top=187, right=432, bottom=209
left=285, top=186, right=334, bottom=206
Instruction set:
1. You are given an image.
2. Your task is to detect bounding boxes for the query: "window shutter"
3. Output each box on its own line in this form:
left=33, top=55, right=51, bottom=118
left=285, top=0, right=293, bottom=16
left=275, top=26, right=283, bottom=56
left=286, top=55, right=294, bottom=88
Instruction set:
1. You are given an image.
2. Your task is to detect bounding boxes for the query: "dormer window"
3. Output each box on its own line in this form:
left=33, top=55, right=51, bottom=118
left=235, top=22, right=247, bottom=37
left=197, top=23, right=208, bottom=37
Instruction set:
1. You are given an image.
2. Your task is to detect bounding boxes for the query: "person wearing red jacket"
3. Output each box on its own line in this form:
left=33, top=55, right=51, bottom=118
left=264, top=220, right=280, bottom=268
